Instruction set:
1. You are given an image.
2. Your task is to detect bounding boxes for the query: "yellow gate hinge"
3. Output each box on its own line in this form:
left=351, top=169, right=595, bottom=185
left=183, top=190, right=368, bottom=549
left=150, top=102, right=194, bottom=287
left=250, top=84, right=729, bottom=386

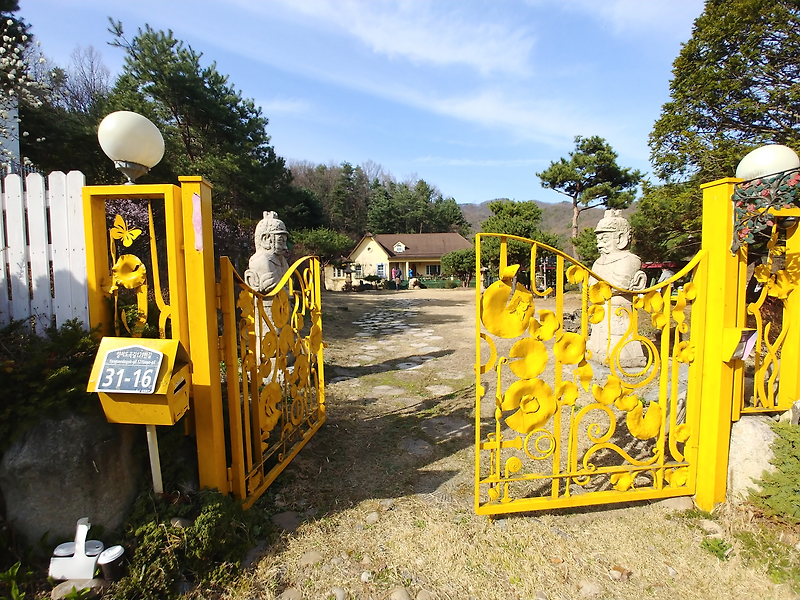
left=226, top=467, right=233, bottom=493
left=218, top=335, right=225, bottom=351
left=215, top=283, right=222, bottom=310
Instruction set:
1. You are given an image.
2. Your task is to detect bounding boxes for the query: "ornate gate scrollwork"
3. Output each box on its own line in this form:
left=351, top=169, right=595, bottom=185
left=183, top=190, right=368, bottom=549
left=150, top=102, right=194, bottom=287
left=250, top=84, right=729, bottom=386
left=220, top=255, right=325, bottom=508
left=475, top=233, right=704, bottom=515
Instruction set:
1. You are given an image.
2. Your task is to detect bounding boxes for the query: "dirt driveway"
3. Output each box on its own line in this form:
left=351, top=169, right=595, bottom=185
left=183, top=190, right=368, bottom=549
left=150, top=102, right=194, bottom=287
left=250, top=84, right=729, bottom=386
left=229, top=288, right=796, bottom=600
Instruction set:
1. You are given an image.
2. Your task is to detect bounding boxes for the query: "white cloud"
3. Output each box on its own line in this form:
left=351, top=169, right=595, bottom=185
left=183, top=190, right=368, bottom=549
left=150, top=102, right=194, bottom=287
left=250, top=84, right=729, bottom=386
left=405, top=89, right=604, bottom=147
left=571, top=0, right=703, bottom=37
left=271, top=0, right=535, bottom=76
left=255, top=97, right=312, bottom=115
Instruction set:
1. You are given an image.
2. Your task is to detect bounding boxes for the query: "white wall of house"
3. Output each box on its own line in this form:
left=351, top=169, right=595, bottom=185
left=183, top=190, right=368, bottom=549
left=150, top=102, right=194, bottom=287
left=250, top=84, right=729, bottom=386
left=323, top=264, right=350, bottom=291
left=349, top=237, right=389, bottom=280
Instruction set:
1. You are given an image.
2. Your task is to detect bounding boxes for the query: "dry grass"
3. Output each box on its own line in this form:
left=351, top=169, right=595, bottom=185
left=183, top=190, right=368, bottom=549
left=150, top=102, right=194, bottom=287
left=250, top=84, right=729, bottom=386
left=223, top=289, right=798, bottom=600
left=227, top=495, right=797, bottom=600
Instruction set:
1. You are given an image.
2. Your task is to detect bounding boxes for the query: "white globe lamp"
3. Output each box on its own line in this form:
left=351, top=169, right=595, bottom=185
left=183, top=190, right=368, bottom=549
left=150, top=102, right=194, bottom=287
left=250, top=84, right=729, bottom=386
left=735, top=144, right=800, bottom=181
left=98, top=111, right=165, bottom=184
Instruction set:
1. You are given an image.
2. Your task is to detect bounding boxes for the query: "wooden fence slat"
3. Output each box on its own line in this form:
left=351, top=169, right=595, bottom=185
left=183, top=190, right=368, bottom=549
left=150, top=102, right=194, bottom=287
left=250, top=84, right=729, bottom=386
left=4, top=174, right=28, bottom=322
left=65, top=171, right=88, bottom=326
left=49, top=171, right=72, bottom=328
left=26, top=173, right=51, bottom=332
left=0, top=176, right=9, bottom=323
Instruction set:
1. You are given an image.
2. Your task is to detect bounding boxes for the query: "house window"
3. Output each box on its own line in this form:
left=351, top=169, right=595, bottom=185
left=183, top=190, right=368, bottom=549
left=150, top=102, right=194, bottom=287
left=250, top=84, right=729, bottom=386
left=426, top=264, right=441, bottom=276
left=376, top=263, right=386, bottom=278
left=354, top=264, right=363, bottom=278
left=393, top=242, right=405, bottom=253
left=333, top=267, right=344, bottom=278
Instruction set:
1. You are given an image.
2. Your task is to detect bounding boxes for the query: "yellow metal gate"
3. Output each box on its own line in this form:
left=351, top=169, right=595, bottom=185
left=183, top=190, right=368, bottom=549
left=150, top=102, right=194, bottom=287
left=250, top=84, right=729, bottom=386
left=83, top=177, right=325, bottom=508
left=474, top=235, right=704, bottom=515
left=219, top=256, right=326, bottom=509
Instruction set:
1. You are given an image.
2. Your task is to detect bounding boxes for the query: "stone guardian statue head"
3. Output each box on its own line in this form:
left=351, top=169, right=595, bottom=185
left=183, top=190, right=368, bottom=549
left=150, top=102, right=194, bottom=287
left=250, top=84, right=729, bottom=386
left=594, top=209, right=631, bottom=254
left=254, top=211, right=289, bottom=255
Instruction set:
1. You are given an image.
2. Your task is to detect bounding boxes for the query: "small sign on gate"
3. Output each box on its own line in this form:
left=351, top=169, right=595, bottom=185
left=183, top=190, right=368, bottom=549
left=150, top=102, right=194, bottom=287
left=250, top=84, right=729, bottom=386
left=94, top=345, right=164, bottom=394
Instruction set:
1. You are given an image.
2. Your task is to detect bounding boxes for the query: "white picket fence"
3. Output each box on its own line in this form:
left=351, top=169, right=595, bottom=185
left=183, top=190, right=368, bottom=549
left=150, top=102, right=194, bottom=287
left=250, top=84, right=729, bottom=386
left=0, top=171, right=89, bottom=333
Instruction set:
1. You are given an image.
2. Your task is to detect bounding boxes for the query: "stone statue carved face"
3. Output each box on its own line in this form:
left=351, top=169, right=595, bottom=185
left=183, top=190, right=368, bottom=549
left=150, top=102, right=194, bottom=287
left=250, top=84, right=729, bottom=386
left=272, top=232, right=288, bottom=255
left=596, top=229, right=629, bottom=255
left=257, top=232, right=288, bottom=255
left=253, top=211, right=289, bottom=256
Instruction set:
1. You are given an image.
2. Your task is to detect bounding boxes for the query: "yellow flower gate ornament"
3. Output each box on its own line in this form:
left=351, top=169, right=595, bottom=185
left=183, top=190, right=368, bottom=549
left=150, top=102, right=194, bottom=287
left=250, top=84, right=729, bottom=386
left=474, top=234, right=706, bottom=514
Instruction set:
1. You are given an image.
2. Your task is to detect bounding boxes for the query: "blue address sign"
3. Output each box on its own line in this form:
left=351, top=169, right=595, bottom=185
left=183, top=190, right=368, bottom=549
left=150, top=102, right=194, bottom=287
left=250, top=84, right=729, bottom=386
left=95, top=345, right=164, bottom=394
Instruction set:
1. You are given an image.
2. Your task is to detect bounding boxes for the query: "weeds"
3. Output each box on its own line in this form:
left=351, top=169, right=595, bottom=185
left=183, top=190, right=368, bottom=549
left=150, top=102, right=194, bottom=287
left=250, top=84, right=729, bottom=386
left=735, top=530, right=800, bottom=592
left=701, top=538, right=733, bottom=560
left=0, top=562, right=31, bottom=600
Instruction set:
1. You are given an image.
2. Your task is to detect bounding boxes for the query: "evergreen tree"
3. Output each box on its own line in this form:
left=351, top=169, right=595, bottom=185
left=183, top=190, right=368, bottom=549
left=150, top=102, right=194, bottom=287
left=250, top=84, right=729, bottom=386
left=326, top=162, right=370, bottom=237
left=480, top=199, right=560, bottom=270
left=630, top=182, right=702, bottom=262
left=570, top=227, right=600, bottom=265
left=365, top=178, right=468, bottom=235
left=536, top=136, right=641, bottom=249
left=650, top=0, right=800, bottom=182
left=441, top=247, right=477, bottom=287
left=106, top=21, right=299, bottom=224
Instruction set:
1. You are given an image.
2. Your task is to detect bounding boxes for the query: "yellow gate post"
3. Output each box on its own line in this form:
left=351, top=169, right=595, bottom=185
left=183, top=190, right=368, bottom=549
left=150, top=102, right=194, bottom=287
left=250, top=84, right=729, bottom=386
left=695, top=177, right=747, bottom=511
left=178, top=176, right=229, bottom=493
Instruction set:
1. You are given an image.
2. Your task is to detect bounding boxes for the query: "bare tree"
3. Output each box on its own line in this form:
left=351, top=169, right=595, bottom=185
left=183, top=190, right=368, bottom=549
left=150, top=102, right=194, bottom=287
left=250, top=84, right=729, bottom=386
left=63, top=45, right=110, bottom=113
left=361, top=159, right=394, bottom=186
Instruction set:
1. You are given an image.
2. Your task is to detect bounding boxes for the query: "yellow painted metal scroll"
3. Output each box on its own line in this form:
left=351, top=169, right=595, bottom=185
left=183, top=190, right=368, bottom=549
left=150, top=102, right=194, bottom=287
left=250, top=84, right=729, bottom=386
left=220, top=255, right=325, bottom=509
left=474, top=234, right=704, bottom=515
left=740, top=212, right=800, bottom=415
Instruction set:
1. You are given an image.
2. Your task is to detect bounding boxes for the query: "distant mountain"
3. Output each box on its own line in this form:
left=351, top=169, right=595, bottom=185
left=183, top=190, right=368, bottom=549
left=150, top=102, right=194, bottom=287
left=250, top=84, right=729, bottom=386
left=459, top=200, right=635, bottom=247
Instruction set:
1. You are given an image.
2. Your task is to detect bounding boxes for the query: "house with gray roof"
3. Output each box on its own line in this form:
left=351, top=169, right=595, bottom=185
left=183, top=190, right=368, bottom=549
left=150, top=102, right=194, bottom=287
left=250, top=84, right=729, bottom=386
left=325, top=232, right=473, bottom=290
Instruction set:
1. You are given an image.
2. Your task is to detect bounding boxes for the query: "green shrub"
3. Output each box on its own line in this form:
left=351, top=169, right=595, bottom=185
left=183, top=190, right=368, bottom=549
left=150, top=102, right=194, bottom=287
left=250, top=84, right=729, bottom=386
left=111, top=490, right=269, bottom=599
left=0, top=319, right=101, bottom=452
left=444, top=280, right=460, bottom=289
left=749, top=422, right=800, bottom=524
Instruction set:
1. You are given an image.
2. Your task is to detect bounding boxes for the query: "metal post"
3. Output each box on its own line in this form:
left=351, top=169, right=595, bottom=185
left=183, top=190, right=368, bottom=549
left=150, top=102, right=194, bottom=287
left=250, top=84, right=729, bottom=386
left=178, top=176, right=229, bottom=493
left=145, top=424, right=164, bottom=494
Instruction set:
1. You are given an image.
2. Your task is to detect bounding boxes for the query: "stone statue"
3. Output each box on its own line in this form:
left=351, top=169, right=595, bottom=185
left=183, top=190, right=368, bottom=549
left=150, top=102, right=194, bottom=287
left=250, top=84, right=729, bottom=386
left=244, top=211, right=290, bottom=294
left=587, top=210, right=648, bottom=368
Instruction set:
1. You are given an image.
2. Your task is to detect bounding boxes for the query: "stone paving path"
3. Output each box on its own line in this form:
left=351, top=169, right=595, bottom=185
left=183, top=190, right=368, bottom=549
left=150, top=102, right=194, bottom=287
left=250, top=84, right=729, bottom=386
left=326, top=297, right=468, bottom=394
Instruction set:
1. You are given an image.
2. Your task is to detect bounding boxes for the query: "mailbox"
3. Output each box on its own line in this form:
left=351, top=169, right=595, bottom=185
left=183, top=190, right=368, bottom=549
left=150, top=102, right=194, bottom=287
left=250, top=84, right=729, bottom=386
left=88, top=338, right=192, bottom=425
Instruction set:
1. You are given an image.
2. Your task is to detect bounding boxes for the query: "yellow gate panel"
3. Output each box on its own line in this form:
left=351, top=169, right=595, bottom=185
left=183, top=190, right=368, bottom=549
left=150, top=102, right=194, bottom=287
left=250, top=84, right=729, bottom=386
left=219, top=255, right=325, bottom=509
left=474, top=234, right=704, bottom=515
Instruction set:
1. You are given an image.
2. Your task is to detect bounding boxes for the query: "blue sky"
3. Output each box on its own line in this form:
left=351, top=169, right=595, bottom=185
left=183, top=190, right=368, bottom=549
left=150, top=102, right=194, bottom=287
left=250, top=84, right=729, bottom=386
left=21, top=0, right=704, bottom=204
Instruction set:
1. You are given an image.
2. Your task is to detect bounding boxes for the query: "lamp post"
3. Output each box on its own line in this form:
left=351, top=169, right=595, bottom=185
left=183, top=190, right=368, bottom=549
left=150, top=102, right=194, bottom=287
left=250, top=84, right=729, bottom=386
left=95, top=110, right=167, bottom=494
left=97, top=111, right=165, bottom=184
left=732, top=144, right=800, bottom=252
